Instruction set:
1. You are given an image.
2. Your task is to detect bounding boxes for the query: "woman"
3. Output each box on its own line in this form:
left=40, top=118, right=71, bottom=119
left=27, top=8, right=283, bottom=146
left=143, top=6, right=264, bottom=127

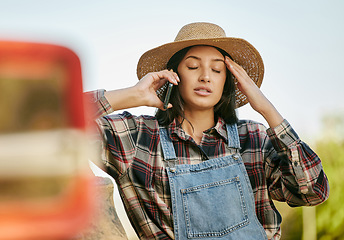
left=88, top=22, right=329, bottom=240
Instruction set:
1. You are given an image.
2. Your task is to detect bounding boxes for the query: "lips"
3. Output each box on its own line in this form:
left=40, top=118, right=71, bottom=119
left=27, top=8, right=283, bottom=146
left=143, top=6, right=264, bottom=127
left=194, top=86, right=212, bottom=96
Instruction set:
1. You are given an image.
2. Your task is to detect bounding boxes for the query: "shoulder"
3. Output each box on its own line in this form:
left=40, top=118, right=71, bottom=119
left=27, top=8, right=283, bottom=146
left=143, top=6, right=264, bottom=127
left=237, top=119, right=271, bottom=153
left=237, top=119, right=269, bottom=138
left=238, top=119, right=267, bottom=131
left=101, top=111, right=159, bottom=132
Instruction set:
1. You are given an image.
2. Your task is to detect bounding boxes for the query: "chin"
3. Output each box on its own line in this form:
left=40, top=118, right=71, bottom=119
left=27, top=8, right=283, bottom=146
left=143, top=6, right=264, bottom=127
left=189, top=103, right=215, bottom=111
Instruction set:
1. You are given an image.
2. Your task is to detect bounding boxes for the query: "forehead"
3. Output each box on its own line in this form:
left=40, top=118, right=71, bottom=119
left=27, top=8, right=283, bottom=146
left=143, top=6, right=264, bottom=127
left=184, top=45, right=223, bottom=58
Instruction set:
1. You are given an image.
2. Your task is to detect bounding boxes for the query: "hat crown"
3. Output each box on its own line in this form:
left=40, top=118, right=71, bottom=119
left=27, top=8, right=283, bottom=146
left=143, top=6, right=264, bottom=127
left=174, top=22, right=226, bottom=42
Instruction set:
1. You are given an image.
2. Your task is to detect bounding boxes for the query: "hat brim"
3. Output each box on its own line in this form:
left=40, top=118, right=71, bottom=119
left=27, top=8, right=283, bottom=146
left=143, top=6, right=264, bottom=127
left=136, top=37, right=264, bottom=108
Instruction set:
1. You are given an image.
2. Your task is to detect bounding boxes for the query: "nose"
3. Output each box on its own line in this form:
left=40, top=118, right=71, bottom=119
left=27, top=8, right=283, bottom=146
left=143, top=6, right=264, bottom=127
left=199, top=68, right=210, bottom=83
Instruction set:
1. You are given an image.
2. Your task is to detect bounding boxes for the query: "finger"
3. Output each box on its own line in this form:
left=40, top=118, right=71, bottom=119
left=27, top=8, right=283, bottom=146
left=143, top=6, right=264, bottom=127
left=225, top=56, right=241, bottom=76
left=225, top=56, right=242, bottom=68
left=170, top=69, right=180, bottom=82
left=225, top=56, right=236, bottom=69
left=166, top=70, right=180, bottom=84
left=156, top=70, right=179, bottom=85
left=157, top=102, right=173, bottom=111
left=225, top=56, right=243, bottom=73
left=225, top=56, right=250, bottom=81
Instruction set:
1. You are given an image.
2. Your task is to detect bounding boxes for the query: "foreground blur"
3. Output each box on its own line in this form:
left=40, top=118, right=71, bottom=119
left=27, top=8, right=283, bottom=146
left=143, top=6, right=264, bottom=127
left=0, top=41, right=95, bottom=240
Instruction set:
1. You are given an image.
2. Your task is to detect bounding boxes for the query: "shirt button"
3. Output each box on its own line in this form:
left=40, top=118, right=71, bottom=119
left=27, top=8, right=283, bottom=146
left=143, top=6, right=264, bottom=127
left=301, top=188, right=309, bottom=194
left=293, top=161, right=298, bottom=167
left=233, top=154, right=239, bottom=160
left=170, top=168, right=176, bottom=173
left=280, top=134, right=286, bottom=139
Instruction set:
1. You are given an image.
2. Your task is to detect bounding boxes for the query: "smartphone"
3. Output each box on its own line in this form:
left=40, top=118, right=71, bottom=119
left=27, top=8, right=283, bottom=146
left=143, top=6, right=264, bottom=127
left=163, top=82, right=173, bottom=110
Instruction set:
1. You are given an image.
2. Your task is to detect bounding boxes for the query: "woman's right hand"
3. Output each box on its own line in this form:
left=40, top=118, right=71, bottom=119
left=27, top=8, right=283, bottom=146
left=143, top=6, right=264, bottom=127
left=134, top=70, right=180, bottom=110
left=104, top=70, right=179, bottom=111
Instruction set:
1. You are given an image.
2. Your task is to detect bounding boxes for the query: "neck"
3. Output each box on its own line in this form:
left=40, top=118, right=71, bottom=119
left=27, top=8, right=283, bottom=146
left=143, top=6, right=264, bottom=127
left=179, top=108, right=215, bottom=144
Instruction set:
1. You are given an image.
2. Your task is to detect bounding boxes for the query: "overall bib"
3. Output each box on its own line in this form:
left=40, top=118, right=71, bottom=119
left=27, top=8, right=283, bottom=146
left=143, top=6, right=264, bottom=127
left=159, top=124, right=267, bottom=240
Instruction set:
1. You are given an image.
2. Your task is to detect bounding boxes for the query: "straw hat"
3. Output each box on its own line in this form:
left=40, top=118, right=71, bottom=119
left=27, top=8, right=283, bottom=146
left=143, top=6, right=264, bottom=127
left=136, top=22, right=264, bottom=108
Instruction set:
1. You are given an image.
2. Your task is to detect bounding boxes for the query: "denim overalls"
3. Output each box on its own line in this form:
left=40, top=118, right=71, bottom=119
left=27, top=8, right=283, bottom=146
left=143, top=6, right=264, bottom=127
left=159, top=124, right=267, bottom=240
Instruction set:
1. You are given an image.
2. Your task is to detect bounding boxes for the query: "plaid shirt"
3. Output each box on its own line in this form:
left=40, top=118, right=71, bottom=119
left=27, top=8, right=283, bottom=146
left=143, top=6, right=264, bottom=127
left=88, top=90, right=329, bottom=240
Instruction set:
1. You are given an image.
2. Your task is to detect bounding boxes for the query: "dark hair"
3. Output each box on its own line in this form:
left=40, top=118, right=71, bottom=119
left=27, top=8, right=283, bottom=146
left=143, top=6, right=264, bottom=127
left=155, top=45, right=238, bottom=126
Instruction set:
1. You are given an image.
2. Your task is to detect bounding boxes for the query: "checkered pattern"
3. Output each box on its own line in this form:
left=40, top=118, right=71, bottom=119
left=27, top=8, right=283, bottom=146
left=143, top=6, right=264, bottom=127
left=86, top=90, right=329, bottom=240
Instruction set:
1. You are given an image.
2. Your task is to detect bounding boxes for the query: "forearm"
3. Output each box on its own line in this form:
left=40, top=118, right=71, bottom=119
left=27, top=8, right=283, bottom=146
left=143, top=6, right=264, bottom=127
left=103, top=70, right=179, bottom=112
left=84, top=87, right=145, bottom=120
left=257, top=99, right=284, bottom=129
left=266, top=120, right=329, bottom=206
left=104, top=86, right=144, bottom=111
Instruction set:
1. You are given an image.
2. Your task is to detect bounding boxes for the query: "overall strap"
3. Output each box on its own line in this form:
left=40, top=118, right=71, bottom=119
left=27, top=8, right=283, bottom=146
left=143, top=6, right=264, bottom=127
left=226, top=123, right=241, bottom=150
left=159, top=127, right=177, bottom=161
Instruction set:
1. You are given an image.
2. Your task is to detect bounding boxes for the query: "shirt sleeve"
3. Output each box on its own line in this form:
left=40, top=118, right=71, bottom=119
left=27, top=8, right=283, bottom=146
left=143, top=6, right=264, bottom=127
left=85, top=90, right=139, bottom=179
left=264, top=119, right=329, bottom=207
left=84, top=89, right=115, bottom=119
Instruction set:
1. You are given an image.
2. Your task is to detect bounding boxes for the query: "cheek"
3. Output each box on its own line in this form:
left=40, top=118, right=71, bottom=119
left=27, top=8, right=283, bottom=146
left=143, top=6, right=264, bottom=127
left=213, top=78, right=226, bottom=101
left=177, top=72, right=192, bottom=93
left=177, top=68, right=189, bottom=83
left=177, top=82, right=188, bottom=99
left=216, top=75, right=226, bottom=91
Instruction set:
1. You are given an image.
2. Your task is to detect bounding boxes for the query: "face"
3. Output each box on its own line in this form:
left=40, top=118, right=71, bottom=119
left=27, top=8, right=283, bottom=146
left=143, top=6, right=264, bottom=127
left=177, top=45, right=227, bottom=112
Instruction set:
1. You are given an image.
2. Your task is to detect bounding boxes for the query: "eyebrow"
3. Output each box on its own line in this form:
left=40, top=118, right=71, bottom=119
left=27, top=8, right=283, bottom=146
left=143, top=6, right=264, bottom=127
left=185, top=55, right=224, bottom=63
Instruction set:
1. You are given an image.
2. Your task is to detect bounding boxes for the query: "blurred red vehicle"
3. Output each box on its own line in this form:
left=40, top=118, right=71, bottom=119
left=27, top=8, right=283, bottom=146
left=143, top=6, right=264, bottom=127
left=0, top=41, right=95, bottom=240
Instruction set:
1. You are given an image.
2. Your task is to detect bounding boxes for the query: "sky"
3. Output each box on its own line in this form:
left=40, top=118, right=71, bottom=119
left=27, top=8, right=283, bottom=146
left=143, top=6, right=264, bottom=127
left=1, top=0, right=343, bottom=140
left=1, top=1, right=343, bottom=238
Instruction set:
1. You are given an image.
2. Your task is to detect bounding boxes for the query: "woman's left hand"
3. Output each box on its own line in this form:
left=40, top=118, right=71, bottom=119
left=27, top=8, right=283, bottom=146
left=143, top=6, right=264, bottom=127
left=225, top=56, right=283, bottom=128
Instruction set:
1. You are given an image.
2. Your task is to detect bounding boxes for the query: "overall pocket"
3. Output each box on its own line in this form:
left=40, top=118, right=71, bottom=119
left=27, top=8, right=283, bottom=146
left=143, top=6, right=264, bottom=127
left=181, top=176, right=249, bottom=238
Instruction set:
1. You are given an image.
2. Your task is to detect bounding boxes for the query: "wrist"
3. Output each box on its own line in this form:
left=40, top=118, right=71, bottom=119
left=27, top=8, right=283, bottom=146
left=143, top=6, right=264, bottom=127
left=104, top=86, right=143, bottom=111
left=258, top=103, right=284, bottom=128
left=132, top=83, right=152, bottom=107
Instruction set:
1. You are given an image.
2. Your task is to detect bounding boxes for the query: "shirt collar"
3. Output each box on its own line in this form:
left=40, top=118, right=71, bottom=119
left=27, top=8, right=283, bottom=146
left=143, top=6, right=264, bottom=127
left=168, top=118, right=188, bottom=142
left=213, top=117, right=228, bottom=141
left=166, top=117, right=228, bottom=142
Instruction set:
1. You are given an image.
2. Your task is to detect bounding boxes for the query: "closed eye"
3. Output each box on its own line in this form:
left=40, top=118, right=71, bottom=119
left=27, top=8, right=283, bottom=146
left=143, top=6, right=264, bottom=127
left=188, top=67, right=198, bottom=70
left=212, top=69, right=221, bottom=73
